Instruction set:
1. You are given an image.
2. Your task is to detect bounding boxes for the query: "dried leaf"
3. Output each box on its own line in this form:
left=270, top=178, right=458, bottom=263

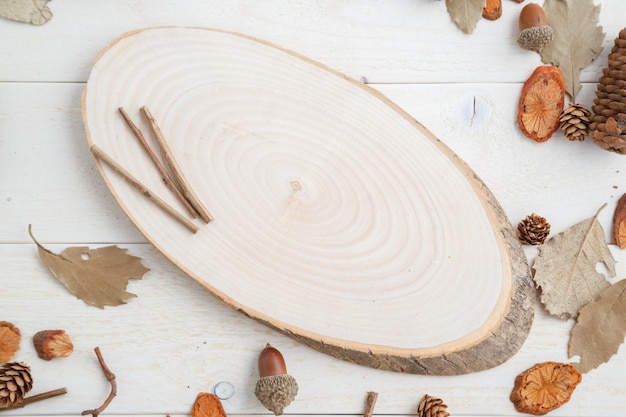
left=445, top=0, right=486, bottom=34
left=540, top=0, right=605, bottom=100
left=29, top=225, right=149, bottom=308
left=533, top=206, right=614, bottom=319
left=0, top=0, right=52, bottom=25
left=569, top=279, right=626, bottom=373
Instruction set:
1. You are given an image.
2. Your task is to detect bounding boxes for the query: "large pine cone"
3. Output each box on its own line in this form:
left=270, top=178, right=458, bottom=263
left=0, top=362, right=33, bottom=407
left=590, top=29, right=626, bottom=153
left=417, top=394, right=449, bottom=417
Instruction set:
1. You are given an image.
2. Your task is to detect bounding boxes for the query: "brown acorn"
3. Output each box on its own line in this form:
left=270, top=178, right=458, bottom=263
left=517, top=3, right=553, bottom=52
left=254, top=344, right=298, bottom=416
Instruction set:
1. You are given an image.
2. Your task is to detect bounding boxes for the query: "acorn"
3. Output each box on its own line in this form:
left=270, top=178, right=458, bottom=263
left=517, top=3, right=553, bottom=53
left=254, top=344, right=298, bottom=416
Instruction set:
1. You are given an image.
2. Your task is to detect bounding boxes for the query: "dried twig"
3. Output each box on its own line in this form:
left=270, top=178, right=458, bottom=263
left=363, top=391, right=378, bottom=417
left=140, top=106, right=213, bottom=223
left=0, top=387, right=68, bottom=412
left=82, top=347, right=117, bottom=417
left=118, top=107, right=200, bottom=219
left=91, top=145, right=198, bottom=233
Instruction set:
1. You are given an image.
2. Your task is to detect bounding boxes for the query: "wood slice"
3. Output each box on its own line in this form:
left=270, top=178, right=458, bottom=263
left=82, top=27, right=535, bottom=375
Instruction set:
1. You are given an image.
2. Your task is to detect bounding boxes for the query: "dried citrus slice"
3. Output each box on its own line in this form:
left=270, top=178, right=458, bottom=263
left=518, top=66, right=565, bottom=142
left=510, top=361, right=582, bottom=415
left=0, top=321, right=21, bottom=362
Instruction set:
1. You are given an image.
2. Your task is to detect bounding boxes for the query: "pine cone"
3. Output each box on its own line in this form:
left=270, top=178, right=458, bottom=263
left=590, top=29, right=626, bottom=153
left=517, top=213, right=551, bottom=245
left=560, top=103, right=591, bottom=141
left=0, top=362, right=33, bottom=407
left=417, top=394, right=449, bottom=417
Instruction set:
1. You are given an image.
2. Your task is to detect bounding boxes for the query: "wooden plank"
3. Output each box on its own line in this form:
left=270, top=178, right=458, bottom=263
left=1, top=1, right=625, bottom=84
left=81, top=26, right=534, bottom=376
left=0, top=243, right=624, bottom=416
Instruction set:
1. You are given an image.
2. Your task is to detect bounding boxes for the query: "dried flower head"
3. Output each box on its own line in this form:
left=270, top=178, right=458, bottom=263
left=510, top=361, right=582, bottom=415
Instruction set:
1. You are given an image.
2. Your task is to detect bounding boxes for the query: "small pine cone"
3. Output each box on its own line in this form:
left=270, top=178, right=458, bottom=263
left=559, top=103, right=591, bottom=141
left=517, top=213, right=551, bottom=245
left=0, top=362, right=33, bottom=407
left=417, top=394, right=449, bottom=417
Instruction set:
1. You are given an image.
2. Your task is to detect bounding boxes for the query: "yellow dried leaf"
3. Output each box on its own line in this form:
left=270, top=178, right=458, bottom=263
left=29, top=225, right=149, bottom=308
left=540, top=0, right=605, bottom=100
left=0, top=0, right=52, bottom=25
left=533, top=206, right=614, bottom=319
left=569, top=279, right=626, bottom=373
left=445, top=0, right=485, bottom=34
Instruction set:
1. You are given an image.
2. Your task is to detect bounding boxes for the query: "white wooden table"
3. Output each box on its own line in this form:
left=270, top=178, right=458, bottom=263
left=1, top=1, right=625, bottom=416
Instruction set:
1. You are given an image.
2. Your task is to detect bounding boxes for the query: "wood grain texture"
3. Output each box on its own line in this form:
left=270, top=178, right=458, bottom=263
left=82, top=27, right=534, bottom=375
left=2, top=0, right=626, bottom=415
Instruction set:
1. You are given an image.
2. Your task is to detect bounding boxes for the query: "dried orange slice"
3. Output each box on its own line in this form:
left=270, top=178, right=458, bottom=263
left=518, top=66, right=565, bottom=142
left=510, top=361, right=582, bottom=415
left=0, top=321, right=21, bottom=362
left=192, top=393, right=228, bottom=417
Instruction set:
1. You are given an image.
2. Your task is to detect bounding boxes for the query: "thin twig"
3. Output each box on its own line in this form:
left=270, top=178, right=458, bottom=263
left=0, top=387, right=68, bottom=412
left=140, top=105, right=213, bottom=223
left=118, top=107, right=200, bottom=219
left=363, top=391, right=378, bottom=417
left=82, top=347, right=117, bottom=417
left=91, top=144, right=198, bottom=233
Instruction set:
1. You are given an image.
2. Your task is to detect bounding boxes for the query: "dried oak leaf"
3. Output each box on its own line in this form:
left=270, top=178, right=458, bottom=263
left=569, top=279, right=626, bottom=373
left=510, top=361, right=582, bottom=415
left=539, top=0, right=605, bottom=100
left=0, top=0, right=52, bottom=25
left=29, top=225, right=150, bottom=308
left=533, top=206, right=614, bottom=319
left=192, top=392, right=228, bottom=417
left=445, top=0, right=485, bottom=34
left=518, top=66, right=565, bottom=142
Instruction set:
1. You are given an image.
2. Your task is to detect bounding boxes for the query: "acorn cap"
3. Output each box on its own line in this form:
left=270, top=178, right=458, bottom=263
left=517, top=25, right=554, bottom=52
left=254, top=374, right=298, bottom=416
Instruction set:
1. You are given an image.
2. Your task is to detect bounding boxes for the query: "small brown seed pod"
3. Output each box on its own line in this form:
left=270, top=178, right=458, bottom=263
left=33, top=330, right=73, bottom=360
left=517, top=3, right=553, bottom=52
left=254, top=344, right=298, bottom=416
